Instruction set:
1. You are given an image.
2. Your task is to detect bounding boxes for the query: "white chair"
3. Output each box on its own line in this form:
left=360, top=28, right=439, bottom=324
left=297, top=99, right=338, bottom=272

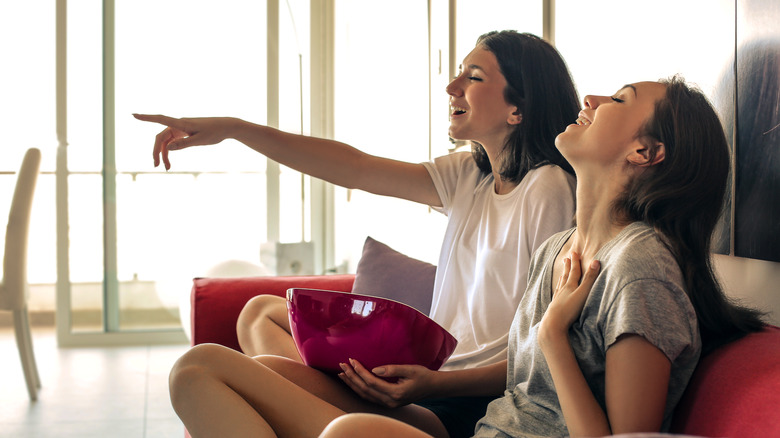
left=0, top=148, right=42, bottom=401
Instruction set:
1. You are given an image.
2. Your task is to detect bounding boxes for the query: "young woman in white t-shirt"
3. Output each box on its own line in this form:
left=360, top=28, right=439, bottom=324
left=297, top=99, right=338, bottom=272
left=136, top=31, right=581, bottom=438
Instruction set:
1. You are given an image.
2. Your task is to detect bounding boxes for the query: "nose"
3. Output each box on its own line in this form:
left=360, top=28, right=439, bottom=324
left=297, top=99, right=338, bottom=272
left=583, top=94, right=611, bottom=109
left=446, top=76, right=462, bottom=97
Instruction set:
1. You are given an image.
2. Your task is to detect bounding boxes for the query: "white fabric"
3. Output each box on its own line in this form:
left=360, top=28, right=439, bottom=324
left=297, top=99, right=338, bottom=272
left=422, top=152, right=576, bottom=370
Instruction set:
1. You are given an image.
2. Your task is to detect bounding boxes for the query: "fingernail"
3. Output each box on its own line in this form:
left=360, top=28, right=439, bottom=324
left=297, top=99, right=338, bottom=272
left=339, top=363, right=347, bottom=371
left=348, top=358, right=356, bottom=367
left=372, top=367, right=386, bottom=376
left=591, top=260, right=600, bottom=269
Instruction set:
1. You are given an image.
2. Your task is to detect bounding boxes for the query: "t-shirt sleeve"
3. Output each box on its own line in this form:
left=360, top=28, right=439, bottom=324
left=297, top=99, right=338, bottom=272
left=603, top=278, right=698, bottom=362
left=422, top=152, right=474, bottom=215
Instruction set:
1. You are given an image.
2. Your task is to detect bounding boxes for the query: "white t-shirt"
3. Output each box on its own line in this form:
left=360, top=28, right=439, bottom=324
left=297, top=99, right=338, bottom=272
left=423, top=152, right=576, bottom=370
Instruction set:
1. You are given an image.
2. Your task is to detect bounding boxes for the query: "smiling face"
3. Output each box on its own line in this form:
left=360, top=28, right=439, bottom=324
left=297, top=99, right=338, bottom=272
left=555, top=81, right=667, bottom=173
left=445, top=46, right=521, bottom=150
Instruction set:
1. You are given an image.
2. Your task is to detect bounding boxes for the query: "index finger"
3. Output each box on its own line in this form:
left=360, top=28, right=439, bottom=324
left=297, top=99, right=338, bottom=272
left=133, top=113, right=185, bottom=130
left=565, top=252, right=584, bottom=288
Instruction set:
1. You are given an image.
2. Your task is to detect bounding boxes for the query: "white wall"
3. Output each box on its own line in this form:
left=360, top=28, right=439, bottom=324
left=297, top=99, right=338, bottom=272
left=715, top=255, right=780, bottom=326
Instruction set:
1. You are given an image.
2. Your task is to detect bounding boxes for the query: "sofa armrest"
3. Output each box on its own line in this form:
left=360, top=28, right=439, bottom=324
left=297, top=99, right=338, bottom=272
left=190, top=274, right=356, bottom=352
left=670, top=325, right=780, bottom=437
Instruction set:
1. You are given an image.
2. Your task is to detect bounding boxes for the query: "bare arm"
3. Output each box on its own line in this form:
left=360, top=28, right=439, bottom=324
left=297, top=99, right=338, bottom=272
left=134, top=114, right=442, bottom=207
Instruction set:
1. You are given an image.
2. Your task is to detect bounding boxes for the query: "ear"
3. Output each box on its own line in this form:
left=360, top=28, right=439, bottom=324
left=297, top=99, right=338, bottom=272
left=507, top=108, right=523, bottom=125
left=627, top=142, right=665, bottom=167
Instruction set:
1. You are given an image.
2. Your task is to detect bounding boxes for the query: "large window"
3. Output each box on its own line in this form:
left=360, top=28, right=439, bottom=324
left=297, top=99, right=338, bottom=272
left=0, top=0, right=541, bottom=339
left=66, top=1, right=270, bottom=337
left=332, top=0, right=442, bottom=268
left=0, top=0, right=549, bottom=342
left=0, top=2, right=58, bottom=318
left=332, top=0, right=544, bottom=269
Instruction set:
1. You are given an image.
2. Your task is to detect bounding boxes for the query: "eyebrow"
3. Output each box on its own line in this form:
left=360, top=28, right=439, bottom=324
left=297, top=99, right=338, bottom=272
left=459, top=64, right=485, bottom=73
left=619, top=84, right=638, bottom=96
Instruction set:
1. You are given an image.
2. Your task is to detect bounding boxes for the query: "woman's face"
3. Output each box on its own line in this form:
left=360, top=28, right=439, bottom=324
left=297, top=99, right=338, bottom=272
left=556, top=81, right=667, bottom=171
left=446, top=46, right=520, bottom=148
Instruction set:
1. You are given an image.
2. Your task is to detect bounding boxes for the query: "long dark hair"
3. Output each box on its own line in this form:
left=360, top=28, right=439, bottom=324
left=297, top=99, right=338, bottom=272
left=614, top=77, right=764, bottom=353
left=472, top=31, right=579, bottom=182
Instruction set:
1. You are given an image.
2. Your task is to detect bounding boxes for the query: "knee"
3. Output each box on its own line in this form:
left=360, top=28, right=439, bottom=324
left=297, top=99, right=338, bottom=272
left=321, top=414, right=381, bottom=438
left=237, top=294, right=284, bottom=328
left=169, top=344, right=225, bottom=404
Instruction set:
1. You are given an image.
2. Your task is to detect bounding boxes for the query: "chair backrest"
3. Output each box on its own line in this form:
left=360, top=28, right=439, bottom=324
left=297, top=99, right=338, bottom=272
left=0, top=148, right=42, bottom=311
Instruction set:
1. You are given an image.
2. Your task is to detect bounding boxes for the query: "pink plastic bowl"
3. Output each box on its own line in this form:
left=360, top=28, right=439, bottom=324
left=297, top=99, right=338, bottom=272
left=286, top=288, right=458, bottom=375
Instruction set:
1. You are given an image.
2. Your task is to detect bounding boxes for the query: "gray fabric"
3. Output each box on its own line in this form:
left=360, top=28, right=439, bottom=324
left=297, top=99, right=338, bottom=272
left=474, top=222, right=701, bottom=438
left=351, top=236, right=436, bottom=315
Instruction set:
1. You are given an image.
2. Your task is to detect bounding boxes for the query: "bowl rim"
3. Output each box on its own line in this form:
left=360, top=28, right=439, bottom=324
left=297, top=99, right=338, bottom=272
left=285, top=287, right=456, bottom=342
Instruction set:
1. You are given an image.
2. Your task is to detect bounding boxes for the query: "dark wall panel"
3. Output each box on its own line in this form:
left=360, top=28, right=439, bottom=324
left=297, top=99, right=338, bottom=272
left=734, top=0, right=780, bottom=262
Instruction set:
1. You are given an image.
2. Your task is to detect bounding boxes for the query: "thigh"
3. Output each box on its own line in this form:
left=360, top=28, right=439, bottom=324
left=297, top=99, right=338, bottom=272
left=256, top=355, right=449, bottom=438
left=175, top=343, right=346, bottom=437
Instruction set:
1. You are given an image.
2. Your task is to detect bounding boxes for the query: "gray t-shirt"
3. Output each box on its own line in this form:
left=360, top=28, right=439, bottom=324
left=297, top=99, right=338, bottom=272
left=474, top=222, right=701, bottom=438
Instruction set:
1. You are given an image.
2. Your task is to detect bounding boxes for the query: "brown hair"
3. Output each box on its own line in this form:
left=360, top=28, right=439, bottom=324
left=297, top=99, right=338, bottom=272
left=613, top=77, right=764, bottom=353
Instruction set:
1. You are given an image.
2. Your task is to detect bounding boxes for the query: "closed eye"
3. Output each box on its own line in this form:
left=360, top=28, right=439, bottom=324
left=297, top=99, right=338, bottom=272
left=611, top=96, right=625, bottom=103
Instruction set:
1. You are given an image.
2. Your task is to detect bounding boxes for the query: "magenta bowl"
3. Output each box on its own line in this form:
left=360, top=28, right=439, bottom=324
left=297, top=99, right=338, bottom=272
left=286, top=288, right=458, bottom=375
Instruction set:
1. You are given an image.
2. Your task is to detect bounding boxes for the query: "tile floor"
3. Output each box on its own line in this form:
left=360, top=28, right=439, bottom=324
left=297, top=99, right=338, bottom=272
left=0, top=327, right=189, bottom=438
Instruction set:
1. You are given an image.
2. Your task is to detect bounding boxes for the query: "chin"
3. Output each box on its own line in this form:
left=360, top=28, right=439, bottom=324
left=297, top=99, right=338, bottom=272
left=554, top=132, right=567, bottom=149
left=555, top=126, right=580, bottom=147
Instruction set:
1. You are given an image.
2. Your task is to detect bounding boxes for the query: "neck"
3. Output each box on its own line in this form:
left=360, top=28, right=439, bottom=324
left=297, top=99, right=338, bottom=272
left=571, top=170, right=630, bottom=259
left=481, top=139, right=519, bottom=195
left=493, top=174, right=517, bottom=195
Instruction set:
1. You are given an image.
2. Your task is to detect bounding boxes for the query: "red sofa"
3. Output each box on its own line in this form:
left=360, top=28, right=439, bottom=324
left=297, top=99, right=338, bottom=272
left=188, top=275, right=780, bottom=438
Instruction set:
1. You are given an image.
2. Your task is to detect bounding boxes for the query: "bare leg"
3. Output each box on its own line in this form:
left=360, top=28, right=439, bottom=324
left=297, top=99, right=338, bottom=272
left=236, top=294, right=302, bottom=361
left=169, top=343, right=345, bottom=438
left=254, top=355, right=449, bottom=438
left=321, top=413, right=434, bottom=438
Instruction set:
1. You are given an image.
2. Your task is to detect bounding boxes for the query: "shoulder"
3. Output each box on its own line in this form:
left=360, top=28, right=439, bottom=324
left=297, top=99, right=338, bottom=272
left=604, top=223, right=680, bottom=281
left=594, top=224, right=699, bottom=358
left=533, top=227, right=575, bottom=261
left=427, top=151, right=476, bottom=171
left=521, top=165, right=576, bottom=195
left=596, top=223, right=691, bottom=318
left=424, top=152, right=483, bottom=192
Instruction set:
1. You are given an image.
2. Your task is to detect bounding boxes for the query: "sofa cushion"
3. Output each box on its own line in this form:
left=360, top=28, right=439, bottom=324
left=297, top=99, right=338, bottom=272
left=351, top=236, right=436, bottom=315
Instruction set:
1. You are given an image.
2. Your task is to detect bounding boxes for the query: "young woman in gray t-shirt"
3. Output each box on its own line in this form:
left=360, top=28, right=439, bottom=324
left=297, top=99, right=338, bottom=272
left=319, top=78, right=764, bottom=438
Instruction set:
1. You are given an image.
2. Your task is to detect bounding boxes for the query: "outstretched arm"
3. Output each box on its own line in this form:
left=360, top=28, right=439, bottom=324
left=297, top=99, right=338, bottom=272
left=133, top=114, right=442, bottom=207
left=538, top=253, right=670, bottom=436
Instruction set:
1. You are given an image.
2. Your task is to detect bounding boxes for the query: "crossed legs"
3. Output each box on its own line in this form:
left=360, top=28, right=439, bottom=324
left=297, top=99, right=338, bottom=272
left=170, top=344, right=449, bottom=438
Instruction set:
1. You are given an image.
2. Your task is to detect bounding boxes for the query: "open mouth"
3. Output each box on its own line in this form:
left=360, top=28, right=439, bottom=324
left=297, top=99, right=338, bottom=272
left=575, top=116, right=591, bottom=126
left=575, top=111, right=592, bottom=126
left=451, top=105, right=467, bottom=116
